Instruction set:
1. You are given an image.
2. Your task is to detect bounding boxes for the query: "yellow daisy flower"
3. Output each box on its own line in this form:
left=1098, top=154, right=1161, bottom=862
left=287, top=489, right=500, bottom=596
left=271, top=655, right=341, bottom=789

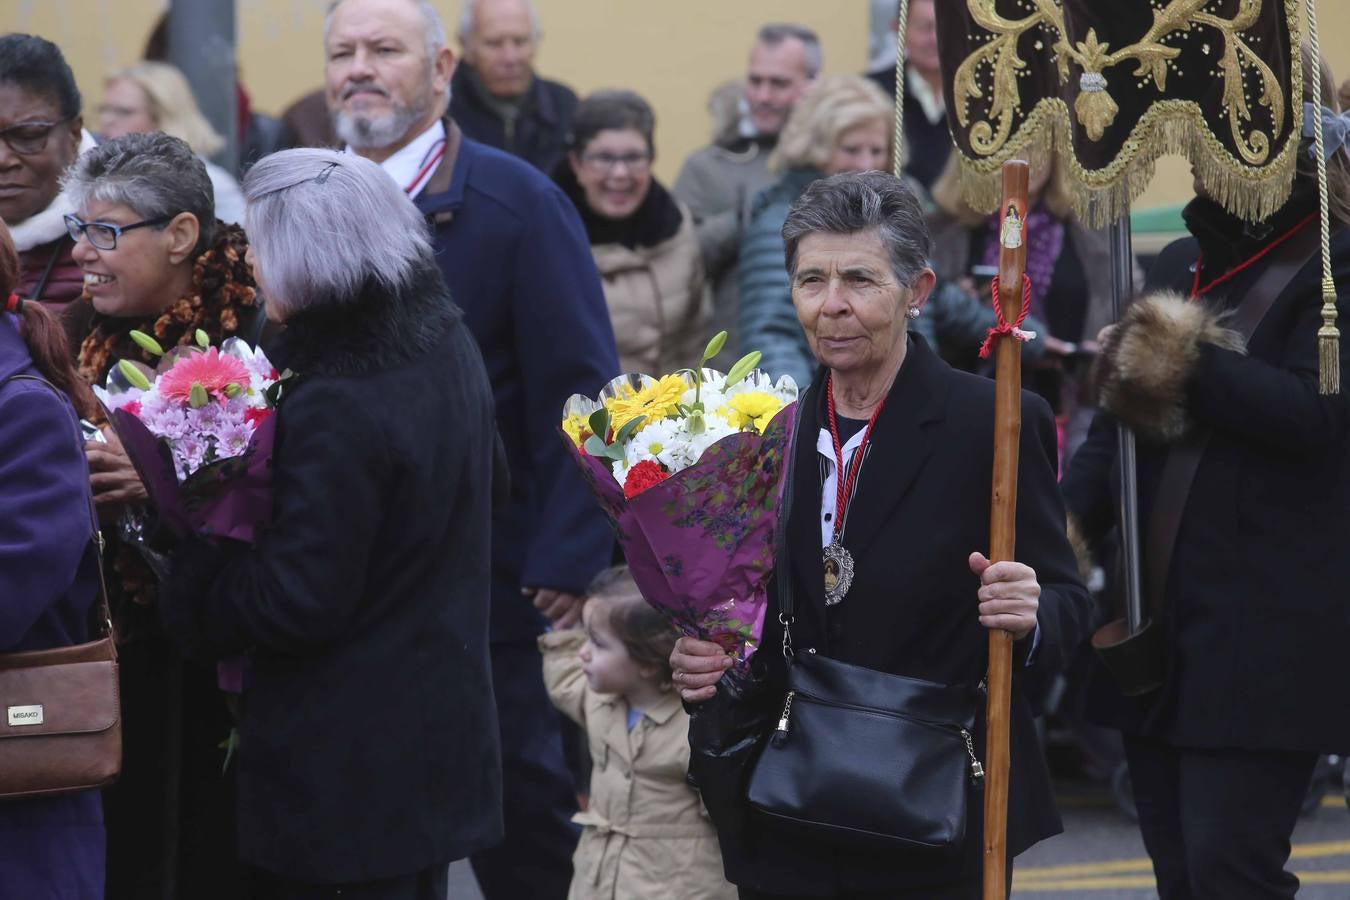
left=724, top=391, right=785, bottom=434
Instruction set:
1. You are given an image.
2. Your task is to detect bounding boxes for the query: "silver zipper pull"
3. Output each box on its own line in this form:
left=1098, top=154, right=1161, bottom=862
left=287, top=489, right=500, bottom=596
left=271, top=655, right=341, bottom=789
left=772, top=691, right=795, bottom=745
left=962, top=728, right=985, bottom=785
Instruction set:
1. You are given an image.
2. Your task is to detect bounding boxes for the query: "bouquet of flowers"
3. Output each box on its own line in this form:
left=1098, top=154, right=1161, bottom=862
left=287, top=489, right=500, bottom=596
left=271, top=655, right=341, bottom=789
left=95, top=329, right=282, bottom=544
left=562, top=332, right=799, bottom=666
left=96, top=330, right=283, bottom=696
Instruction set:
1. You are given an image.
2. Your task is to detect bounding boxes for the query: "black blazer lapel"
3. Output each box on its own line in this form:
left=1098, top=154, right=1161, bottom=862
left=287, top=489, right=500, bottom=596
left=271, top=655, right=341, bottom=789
left=836, top=336, right=948, bottom=563
left=786, top=373, right=830, bottom=635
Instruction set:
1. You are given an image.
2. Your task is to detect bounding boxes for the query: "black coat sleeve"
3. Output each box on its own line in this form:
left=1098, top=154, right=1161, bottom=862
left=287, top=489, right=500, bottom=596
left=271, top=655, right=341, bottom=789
left=1060, top=409, right=1120, bottom=547
left=1015, top=394, right=1091, bottom=674
left=160, top=380, right=400, bottom=659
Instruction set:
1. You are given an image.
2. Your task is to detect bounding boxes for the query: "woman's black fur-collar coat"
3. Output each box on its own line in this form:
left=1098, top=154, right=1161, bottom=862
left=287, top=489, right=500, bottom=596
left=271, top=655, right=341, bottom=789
left=161, top=258, right=504, bottom=882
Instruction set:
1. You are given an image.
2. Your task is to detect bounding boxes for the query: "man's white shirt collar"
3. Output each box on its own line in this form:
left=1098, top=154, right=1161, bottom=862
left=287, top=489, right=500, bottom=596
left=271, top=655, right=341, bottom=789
left=347, top=119, right=446, bottom=199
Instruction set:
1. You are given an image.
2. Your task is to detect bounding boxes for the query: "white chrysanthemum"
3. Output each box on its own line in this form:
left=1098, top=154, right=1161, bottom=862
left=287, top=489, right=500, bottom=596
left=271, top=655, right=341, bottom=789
left=612, top=458, right=631, bottom=491
left=626, top=417, right=682, bottom=470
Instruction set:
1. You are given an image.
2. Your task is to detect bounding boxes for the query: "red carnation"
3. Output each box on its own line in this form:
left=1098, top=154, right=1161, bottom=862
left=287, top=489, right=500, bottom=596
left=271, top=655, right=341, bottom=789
left=623, top=459, right=670, bottom=500
left=243, top=407, right=273, bottom=428
left=122, top=400, right=142, bottom=418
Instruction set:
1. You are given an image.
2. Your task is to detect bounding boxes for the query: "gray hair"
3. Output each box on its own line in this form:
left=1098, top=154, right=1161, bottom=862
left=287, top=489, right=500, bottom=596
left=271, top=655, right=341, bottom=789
left=458, top=0, right=543, bottom=42
left=325, top=0, right=447, bottom=56
left=756, top=23, right=823, bottom=79
left=62, top=131, right=215, bottom=254
left=782, top=171, right=932, bottom=286
left=243, top=148, right=431, bottom=317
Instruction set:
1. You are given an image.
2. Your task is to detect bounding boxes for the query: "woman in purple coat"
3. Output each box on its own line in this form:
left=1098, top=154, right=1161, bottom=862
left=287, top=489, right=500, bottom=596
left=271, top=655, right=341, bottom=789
left=0, top=223, right=105, bottom=899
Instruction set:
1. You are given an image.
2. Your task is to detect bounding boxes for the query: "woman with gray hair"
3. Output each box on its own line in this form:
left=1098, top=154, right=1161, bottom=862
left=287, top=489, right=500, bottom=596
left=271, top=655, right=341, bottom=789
left=63, top=129, right=260, bottom=899
left=672, top=171, right=1089, bottom=898
left=159, top=148, right=503, bottom=898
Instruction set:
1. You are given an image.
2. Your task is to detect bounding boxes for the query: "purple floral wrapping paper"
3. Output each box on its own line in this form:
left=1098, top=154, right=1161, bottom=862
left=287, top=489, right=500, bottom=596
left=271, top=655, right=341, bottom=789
left=110, top=409, right=277, bottom=694
left=566, top=402, right=798, bottom=666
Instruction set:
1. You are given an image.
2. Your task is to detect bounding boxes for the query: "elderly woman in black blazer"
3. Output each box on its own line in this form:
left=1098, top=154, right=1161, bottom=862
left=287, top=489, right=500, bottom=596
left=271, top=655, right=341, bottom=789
left=159, top=149, right=502, bottom=899
left=672, top=171, right=1089, bottom=899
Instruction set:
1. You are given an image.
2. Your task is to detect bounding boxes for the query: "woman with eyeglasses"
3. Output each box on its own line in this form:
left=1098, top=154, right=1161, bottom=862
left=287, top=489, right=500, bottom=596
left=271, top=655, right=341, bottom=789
left=554, top=90, right=708, bottom=375
left=0, top=33, right=97, bottom=351
left=64, top=131, right=261, bottom=900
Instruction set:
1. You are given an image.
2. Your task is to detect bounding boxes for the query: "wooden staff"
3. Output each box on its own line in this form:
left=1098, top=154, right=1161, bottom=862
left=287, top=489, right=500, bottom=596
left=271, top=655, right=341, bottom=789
left=983, top=159, right=1029, bottom=900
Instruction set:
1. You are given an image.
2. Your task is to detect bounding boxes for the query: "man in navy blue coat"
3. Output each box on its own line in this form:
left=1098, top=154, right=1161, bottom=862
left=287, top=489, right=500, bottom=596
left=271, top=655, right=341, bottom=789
left=323, top=1, right=618, bottom=896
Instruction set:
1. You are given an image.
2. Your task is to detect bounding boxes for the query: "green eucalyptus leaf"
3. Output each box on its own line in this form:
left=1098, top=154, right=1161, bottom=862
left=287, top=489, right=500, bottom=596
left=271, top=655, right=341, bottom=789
left=583, top=435, right=610, bottom=458
left=117, top=359, right=152, bottom=391
left=588, top=408, right=611, bottom=441
left=614, top=415, right=647, bottom=445
left=724, top=351, right=763, bottom=387
left=129, top=330, right=165, bottom=357
left=701, top=330, right=728, bottom=364
left=195, top=329, right=210, bottom=349
left=604, top=443, right=627, bottom=461
left=188, top=382, right=210, bottom=408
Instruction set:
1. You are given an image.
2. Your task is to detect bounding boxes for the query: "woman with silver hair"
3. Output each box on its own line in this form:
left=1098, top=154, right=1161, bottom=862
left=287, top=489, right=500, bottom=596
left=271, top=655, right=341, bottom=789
left=672, top=171, right=1089, bottom=898
left=62, top=130, right=260, bottom=899
left=160, top=148, right=503, bottom=898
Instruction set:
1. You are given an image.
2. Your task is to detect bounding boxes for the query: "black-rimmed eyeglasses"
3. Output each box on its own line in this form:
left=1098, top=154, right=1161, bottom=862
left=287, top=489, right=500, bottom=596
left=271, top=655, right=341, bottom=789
left=64, top=214, right=173, bottom=251
left=0, top=116, right=76, bottom=156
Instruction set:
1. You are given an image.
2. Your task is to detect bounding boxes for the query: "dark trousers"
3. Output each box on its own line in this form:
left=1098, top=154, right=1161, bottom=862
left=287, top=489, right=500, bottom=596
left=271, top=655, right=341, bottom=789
left=469, top=640, right=579, bottom=900
left=1123, top=735, right=1318, bottom=900
left=247, top=864, right=447, bottom=900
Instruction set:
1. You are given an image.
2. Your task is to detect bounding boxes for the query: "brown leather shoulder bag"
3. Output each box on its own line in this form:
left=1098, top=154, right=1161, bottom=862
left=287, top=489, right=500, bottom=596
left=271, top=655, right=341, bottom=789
left=0, top=374, right=121, bottom=798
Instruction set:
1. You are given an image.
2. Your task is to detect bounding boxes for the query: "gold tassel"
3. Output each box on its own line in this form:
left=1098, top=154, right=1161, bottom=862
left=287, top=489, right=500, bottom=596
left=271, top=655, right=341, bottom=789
left=1319, top=279, right=1341, bottom=395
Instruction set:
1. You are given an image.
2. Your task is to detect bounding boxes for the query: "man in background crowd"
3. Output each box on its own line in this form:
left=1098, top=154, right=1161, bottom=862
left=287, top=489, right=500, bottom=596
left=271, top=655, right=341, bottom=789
left=867, top=0, right=948, bottom=191
left=674, top=23, right=819, bottom=362
left=323, top=1, right=619, bottom=897
left=450, top=0, right=578, bottom=176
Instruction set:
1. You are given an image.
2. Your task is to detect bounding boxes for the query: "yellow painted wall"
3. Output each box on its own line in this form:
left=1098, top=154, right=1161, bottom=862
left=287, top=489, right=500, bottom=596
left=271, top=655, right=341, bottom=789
left=7, top=0, right=868, bottom=184
left=7, top=1, right=1347, bottom=203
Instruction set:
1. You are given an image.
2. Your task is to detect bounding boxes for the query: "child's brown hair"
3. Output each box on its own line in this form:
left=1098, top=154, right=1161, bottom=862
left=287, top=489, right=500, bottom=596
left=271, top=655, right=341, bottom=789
left=588, top=566, right=680, bottom=689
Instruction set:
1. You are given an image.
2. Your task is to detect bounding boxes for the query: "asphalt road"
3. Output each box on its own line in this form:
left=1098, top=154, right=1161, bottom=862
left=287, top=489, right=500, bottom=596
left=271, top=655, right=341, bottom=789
left=446, top=780, right=1350, bottom=899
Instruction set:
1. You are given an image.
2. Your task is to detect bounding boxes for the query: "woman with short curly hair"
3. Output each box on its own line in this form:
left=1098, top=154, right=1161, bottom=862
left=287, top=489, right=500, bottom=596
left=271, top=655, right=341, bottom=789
left=63, top=129, right=262, bottom=899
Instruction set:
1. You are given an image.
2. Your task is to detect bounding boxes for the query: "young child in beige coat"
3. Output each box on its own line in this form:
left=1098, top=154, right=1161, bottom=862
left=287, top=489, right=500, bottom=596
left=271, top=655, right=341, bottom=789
left=539, top=567, right=736, bottom=900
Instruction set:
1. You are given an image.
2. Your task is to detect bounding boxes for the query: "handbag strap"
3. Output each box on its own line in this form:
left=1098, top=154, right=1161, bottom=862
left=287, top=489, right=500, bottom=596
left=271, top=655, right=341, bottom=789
left=4, top=374, right=116, bottom=647
left=27, top=235, right=69, bottom=302
left=1142, top=224, right=1321, bottom=622
left=774, top=382, right=810, bottom=658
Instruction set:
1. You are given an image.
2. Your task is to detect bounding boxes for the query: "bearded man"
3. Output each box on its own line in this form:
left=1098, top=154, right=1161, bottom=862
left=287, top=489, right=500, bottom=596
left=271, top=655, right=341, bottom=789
left=325, top=2, right=620, bottom=897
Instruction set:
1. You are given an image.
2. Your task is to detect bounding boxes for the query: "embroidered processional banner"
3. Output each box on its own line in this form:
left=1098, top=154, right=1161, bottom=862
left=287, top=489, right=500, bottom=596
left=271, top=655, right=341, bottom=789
left=935, top=0, right=1302, bottom=225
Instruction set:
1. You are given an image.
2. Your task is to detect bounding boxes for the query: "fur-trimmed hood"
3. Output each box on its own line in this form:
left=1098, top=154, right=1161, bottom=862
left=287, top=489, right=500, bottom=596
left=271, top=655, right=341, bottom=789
left=270, top=254, right=461, bottom=378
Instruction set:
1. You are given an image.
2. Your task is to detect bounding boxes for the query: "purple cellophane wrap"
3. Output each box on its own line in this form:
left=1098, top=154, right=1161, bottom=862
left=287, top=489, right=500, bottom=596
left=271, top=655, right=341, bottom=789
left=566, top=402, right=797, bottom=667
left=109, top=409, right=277, bottom=695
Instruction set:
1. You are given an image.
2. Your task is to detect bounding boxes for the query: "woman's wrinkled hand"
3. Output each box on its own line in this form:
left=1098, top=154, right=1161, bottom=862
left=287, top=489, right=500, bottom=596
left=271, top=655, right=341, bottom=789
left=670, top=636, right=733, bottom=703
left=968, top=552, right=1040, bottom=640
left=86, top=428, right=148, bottom=507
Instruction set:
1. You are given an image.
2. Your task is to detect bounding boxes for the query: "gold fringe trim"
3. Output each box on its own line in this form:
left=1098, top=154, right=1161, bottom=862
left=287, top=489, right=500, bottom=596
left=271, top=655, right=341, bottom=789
left=954, top=99, right=1302, bottom=229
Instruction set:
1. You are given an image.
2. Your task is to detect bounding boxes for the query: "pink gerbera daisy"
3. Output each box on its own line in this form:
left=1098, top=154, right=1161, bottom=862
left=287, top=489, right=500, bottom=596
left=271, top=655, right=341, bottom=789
left=158, top=348, right=251, bottom=404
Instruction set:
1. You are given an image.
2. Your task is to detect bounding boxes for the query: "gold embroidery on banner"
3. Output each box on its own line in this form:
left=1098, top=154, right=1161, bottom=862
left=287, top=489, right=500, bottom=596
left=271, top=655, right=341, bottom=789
left=950, top=0, right=1302, bottom=224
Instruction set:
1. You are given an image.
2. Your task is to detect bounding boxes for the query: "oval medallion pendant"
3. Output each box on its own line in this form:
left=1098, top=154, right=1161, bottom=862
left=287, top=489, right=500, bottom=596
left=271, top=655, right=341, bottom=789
left=823, top=539, right=854, bottom=606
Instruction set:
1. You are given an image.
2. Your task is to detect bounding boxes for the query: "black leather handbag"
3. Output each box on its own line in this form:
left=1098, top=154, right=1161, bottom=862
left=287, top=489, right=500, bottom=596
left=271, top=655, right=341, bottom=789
left=744, top=390, right=985, bottom=850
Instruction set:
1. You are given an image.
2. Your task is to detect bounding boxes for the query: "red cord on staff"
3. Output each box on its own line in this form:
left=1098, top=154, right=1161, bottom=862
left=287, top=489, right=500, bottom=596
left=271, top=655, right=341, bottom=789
left=978, top=274, right=1036, bottom=359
